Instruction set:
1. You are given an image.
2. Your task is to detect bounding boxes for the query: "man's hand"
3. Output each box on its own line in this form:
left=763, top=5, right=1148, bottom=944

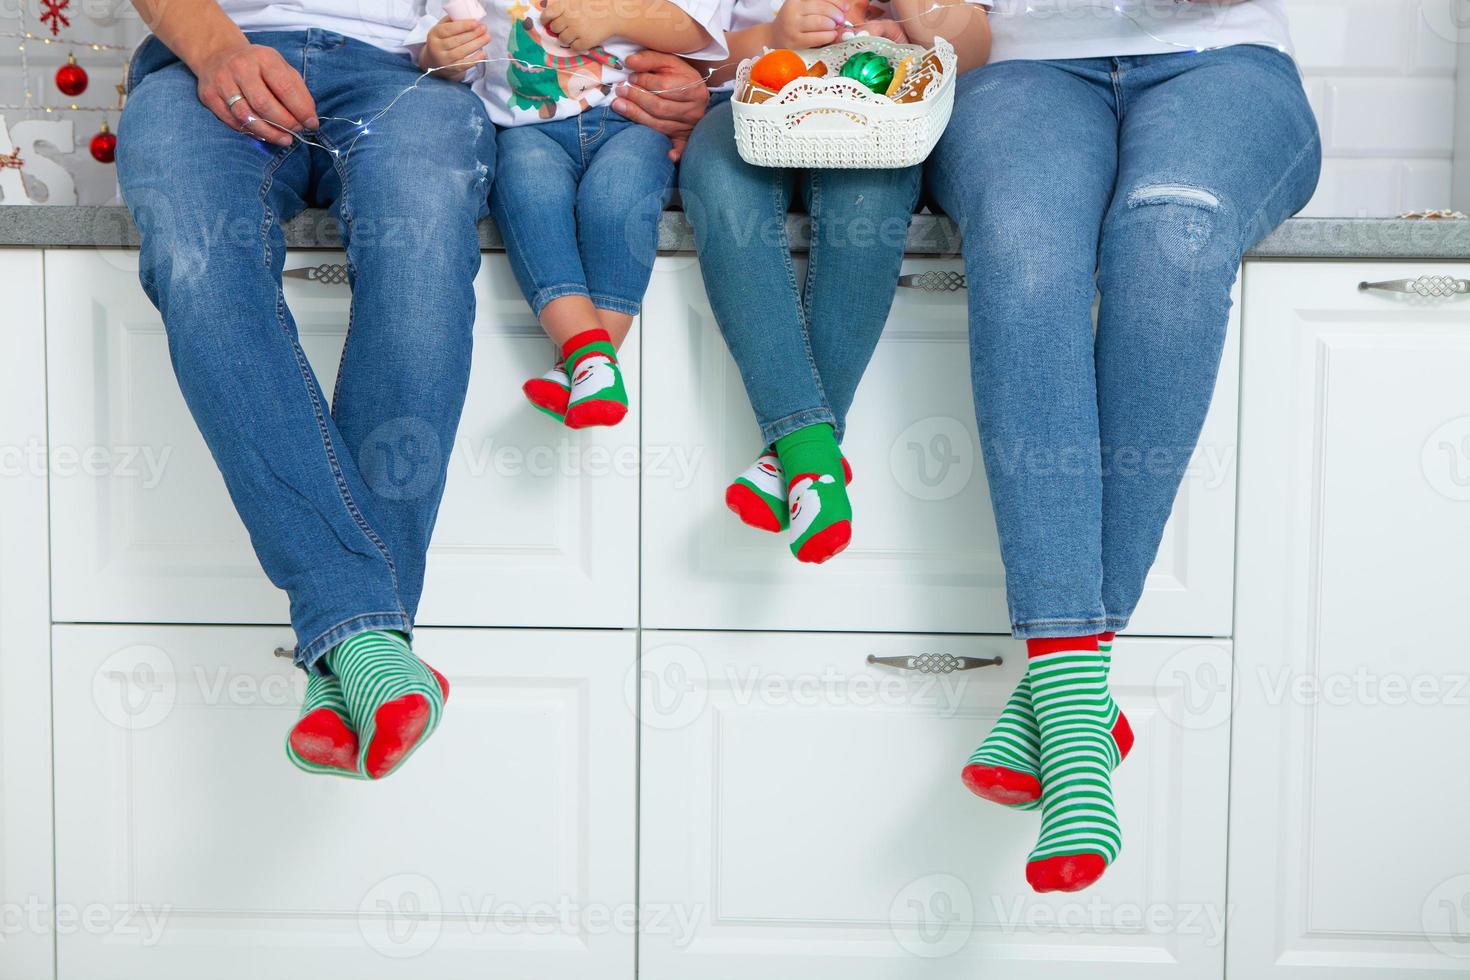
left=612, top=51, right=710, bottom=162
left=543, top=0, right=620, bottom=53
left=195, top=41, right=319, bottom=146
left=419, top=16, right=491, bottom=80
left=772, top=0, right=848, bottom=50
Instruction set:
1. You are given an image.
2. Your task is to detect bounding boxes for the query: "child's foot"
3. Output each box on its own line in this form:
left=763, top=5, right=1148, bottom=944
left=961, top=633, right=1131, bottom=808
left=775, top=424, right=852, bottom=564
left=523, top=362, right=571, bottom=421
left=562, top=329, right=628, bottom=429
left=727, top=450, right=855, bottom=533
left=1025, top=635, right=1125, bottom=893
left=286, top=666, right=451, bottom=778
left=326, top=631, right=447, bottom=780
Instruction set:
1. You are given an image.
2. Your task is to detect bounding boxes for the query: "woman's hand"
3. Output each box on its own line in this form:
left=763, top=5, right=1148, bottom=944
left=611, top=51, right=710, bottom=161
left=195, top=41, right=319, bottom=146
left=543, top=0, right=620, bottom=52
left=772, top=0, right=849, bottom=49
left=418, top=16, right=491, bottom=80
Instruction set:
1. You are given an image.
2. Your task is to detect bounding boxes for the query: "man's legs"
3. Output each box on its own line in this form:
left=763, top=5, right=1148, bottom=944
left=117, top=37, right=408, bottom=674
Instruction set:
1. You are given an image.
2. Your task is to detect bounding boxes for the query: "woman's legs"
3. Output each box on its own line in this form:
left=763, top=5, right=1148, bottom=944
left=1096, top=46, right=1321, bottom=629
left=927, top=58, right=1119, bottom=637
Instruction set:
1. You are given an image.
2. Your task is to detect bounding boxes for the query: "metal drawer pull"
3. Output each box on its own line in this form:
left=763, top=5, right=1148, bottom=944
left=866, top=653, right=1001, bottom=674
left=898, top=270, right=967, bottom=292
left=273, top=646, right=295, bottom=660
left=285, top=263, right=350, bottom=285
left=1358, top=275, right=1470, bottom=298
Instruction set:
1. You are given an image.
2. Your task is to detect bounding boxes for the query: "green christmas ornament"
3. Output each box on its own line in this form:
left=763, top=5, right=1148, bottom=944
left=839, top=51, right=894, bottom=94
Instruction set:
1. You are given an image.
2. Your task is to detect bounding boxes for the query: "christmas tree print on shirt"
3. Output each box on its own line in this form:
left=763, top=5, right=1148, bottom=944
left=507, top=0, right=623, bottom=119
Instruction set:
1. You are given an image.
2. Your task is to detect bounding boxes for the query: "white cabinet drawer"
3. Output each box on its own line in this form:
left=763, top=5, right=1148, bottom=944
left=638, top=630, right=1231, bottom=980
left=639, top=258, right=1239, bottom=636
left=44, top=250, right=637, bottom=628
left=1229, top=262, right=1470, bottom=979
left=52, top=624, right=636, bottom=980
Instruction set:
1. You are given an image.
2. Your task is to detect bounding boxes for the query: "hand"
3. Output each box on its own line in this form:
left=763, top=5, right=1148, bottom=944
left=773, top=0, right=849, bottom=50
left=543, top=0, right=619, bottom=53
left=855, top=18, right=908, bottom=42
left=612, top=51, right=710, bottom=162
left=419, top=16, right=490, bottom=80
left=195, top=41, right=318, bottom=147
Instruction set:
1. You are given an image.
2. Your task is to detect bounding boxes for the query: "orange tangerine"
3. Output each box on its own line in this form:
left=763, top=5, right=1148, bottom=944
left=750, top=49, right=808, bottom=91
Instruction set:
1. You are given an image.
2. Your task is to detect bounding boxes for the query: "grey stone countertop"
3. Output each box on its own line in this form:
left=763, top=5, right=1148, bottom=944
left=4, top=207, right=1470, bottom=259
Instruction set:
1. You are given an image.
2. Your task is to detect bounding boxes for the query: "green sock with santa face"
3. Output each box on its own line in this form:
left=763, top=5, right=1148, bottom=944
left=775, top=424, right=852, bottom=564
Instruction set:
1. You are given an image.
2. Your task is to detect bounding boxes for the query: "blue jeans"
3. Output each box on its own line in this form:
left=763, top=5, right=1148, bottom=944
left=117, top=31, right=495, bottom=672
left=680, top=93, right=921, bottom=446
left=490, top=105, right=673, bottom=317
left=927, top=44, right=1319, bottom=638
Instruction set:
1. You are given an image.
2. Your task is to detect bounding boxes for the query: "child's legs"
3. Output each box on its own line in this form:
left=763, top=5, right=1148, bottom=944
left=798, top=164, right=920, bottom=441
left=680, top=99, right=835, bottom=448
left=575, top=115, right=676, bottom=348
left=489, top=122, right=594, bottom=345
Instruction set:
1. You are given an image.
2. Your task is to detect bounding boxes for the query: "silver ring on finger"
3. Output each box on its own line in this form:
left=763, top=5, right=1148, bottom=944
left=226, top=93, right=245, bottom=109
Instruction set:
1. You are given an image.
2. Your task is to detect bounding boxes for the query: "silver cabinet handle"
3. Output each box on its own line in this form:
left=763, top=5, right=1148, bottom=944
left=1358, top=275, right=1470, bottom=298
left=898, top=270, right=967, bottom=292
left=285, top=263, right=350, bottom=285
left=866, top=653, right=1001, bottom=674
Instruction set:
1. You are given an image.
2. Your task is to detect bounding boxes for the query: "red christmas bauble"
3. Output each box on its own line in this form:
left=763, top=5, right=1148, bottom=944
left=56, top=56, right=89, bottom=97
left=90, top=124, right=116, bottom=164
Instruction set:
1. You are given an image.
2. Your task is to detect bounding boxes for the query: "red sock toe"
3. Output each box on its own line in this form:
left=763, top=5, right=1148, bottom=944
left=364, top=694, right=432, bottom=780
left=726, top=484, right=784, bottom=532
left=523, top=378, right=569, bottom=418
left=794, top=519, right=851, bottom=564
left=290, top=708, right=358, bottom=773
left=564, top=399, right=628, bottom=429
left=961, top=763, right=1042, bottom=805
left=1026, top=853, right=1108, bottom=893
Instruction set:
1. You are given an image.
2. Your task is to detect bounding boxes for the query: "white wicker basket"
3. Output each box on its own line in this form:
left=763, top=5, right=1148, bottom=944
left=731, top=36, right=957, bottom=169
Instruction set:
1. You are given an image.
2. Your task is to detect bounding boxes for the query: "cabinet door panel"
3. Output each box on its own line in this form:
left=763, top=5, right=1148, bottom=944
left=639, top=630, right=1231, bottom=980
left=1231, top=262, right=1470, bottom=979
left=52, top=624, right=636, bottom=980
left=45, top=250, right=636, bottom=627
left=640, top=258, right=1238, bottom=636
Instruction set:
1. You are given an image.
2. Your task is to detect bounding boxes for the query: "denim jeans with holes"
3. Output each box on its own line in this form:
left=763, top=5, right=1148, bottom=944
left=927, top=44, right=1321, bottom=638
left=117, top=30, right=495, bottom=672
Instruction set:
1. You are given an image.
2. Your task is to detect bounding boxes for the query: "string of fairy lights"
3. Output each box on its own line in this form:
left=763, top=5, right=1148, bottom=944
left=4, top=0, right=1283, bottom=142
left=1, top=29, right=130, bottom=114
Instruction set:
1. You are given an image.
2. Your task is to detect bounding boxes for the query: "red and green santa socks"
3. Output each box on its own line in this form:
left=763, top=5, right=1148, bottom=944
left=520, top=330, right=628, bottom=428
left=286, top=631, right=450, bottom=780
left=726, top=449, right=853, bottom=534
left=772, top=424, right=852, bottom=564
left=961, top=633, right=1130, bottom=892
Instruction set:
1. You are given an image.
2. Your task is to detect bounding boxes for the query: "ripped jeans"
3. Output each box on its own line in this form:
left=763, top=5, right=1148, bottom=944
left=926, top=44, right=1319, bottom=638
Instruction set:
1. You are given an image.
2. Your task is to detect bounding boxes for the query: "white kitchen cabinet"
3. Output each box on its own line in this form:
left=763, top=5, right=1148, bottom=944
left=1230, top=262, right=1470, bottom=978
left=44, top=250, right=638, bottom=629
left=639, top=258, right=1240, bottom=637
left=638, top=630, right=1232, bottom=980
left=51, top=624, right=636, bottom=980
left=0, top=251, right=56, bottom=980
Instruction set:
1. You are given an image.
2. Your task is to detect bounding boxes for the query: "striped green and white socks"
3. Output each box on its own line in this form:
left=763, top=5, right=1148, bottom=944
left=286, top=671, right=360, bottom=777
left=775, top=424, right=852, bottom=564
left=1025, top=634, right=1125, bottom=892
left=726, top=449, right=853, bottom=534
left=322, top=630, right=447, bottom=780
left=961, top=632, right=1131, bottom=809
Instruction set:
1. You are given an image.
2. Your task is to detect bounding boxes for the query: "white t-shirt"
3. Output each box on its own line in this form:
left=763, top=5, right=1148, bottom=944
left=986, top=0, right=1293, bottom=63
left=709, top=0, right=778, bottom=91
left=410, top=0, right=727, bottom=126
left=218, top=0, right=422, bottom=50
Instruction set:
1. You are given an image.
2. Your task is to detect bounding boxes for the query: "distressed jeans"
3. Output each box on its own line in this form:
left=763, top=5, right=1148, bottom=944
left=927, top=44, right=1320, bottom=638
left=117, top=30, right=495, bottom=671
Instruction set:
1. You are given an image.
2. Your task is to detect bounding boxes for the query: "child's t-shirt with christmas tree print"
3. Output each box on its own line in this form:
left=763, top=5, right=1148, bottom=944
left=409, top=0, right=727, bottom=126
